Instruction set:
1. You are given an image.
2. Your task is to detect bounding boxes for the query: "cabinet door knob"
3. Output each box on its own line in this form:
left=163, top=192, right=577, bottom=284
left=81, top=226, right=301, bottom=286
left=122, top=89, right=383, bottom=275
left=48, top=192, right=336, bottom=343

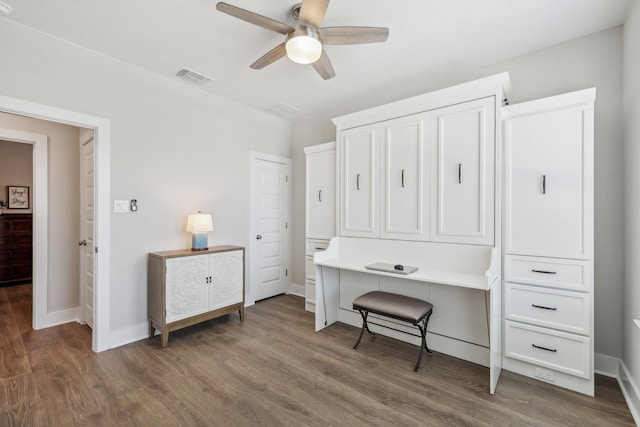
left=256, top=234, right=262, bottom=240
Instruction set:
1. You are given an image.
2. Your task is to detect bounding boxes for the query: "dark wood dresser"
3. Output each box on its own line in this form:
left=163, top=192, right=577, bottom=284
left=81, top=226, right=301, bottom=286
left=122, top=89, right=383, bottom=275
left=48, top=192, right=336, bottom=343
left=0, top=214, right=32, bottom=285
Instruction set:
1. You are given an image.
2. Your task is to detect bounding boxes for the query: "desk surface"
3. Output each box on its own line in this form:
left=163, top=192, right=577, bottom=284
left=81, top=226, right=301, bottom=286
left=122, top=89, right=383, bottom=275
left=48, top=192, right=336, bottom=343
left=314, top=237, right=498, bottom=291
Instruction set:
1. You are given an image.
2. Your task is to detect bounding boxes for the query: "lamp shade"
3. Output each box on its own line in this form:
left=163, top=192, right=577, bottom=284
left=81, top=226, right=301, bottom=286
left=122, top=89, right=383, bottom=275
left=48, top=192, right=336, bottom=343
left=286, top=35, right=322, bottom=64
left=186, top=213, right=213, bottom=233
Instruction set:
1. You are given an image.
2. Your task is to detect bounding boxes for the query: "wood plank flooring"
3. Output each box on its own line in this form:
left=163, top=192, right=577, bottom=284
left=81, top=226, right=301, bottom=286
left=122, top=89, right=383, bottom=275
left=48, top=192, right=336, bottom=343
left=0, top=284, right=635, bottom=426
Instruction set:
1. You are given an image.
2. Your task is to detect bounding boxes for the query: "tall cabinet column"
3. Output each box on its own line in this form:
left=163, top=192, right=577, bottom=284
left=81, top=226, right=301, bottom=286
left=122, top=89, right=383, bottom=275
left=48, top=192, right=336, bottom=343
left=502, top=88, right=595, bottom=396
left=304, top=142, right=336, bottom=312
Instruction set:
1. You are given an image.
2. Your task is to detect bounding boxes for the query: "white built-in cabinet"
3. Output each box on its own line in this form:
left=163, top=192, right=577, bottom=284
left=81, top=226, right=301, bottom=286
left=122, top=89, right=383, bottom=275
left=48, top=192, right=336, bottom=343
left=430, top=97, right=495, bottom=245
left=304, top=142, right=336, bottom=312
left=502, top=88, right=595, bottom=396
left=339, top=98, right=494, bottom=245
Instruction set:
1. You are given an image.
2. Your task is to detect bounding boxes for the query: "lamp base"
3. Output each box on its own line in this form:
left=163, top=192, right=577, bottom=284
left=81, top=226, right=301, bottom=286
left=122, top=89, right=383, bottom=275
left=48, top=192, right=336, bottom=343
left=191, top=233, right=209, bottom=251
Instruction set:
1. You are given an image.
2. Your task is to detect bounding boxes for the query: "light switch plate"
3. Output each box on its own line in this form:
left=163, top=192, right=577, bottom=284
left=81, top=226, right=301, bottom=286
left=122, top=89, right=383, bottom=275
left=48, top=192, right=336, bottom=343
left=114, top=200, right=130, bottom=213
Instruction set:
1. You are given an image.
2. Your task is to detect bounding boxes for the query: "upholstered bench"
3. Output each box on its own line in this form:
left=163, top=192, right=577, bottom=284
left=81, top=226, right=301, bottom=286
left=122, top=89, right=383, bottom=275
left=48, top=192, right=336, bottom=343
left=352, top=291, right=434, bottom=372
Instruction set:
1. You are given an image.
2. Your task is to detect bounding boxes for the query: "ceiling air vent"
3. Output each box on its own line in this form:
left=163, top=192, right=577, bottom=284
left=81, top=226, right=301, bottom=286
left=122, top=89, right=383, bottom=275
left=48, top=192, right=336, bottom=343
left=266, top=102, right=299, bottom=118
left=175, top=68, right=212, bottom=85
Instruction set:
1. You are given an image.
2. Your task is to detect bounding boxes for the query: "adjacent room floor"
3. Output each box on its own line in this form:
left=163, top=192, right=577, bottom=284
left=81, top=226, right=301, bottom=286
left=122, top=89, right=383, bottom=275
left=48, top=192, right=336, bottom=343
left=0, top=284, right=634, bottom=426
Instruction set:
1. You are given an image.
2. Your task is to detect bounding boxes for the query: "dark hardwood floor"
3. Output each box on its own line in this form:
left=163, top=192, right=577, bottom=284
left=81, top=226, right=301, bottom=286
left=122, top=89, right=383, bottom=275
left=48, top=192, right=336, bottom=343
left=0, top=284, right=634, bottom=426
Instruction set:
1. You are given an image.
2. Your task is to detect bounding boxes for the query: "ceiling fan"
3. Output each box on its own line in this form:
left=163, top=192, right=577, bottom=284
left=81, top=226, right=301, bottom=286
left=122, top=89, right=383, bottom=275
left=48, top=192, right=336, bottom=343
left=216, top=0, right=389, bottom=80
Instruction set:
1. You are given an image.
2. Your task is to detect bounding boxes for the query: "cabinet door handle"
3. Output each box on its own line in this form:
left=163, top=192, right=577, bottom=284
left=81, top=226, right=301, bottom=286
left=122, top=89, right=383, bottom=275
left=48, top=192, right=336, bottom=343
left=356, top=174, right=360, bottom=191
left=542, top=174, right=546, bottom=194
left=78, top=240, right=87, bottom=246
left=318, top=189, right=322, bottom=202
left=531, top=269, right=557, bottom=275
left=531, top=304, right=557, bottom=311
left=256, top=234, right=262, bottom=240
left=401, top=169, right=405, bottom=188
left=458, top=163, right=462, bottom=184
left=532, top=344, right=557, bottom=353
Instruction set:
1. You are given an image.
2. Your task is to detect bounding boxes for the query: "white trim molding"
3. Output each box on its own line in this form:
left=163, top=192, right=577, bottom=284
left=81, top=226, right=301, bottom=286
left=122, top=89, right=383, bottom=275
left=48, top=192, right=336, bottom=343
left=288, top=282, right=305, bottom=297
left=619, top=360, right=640, bottom=425
left=594, top=353, right=640, bottom=425
left=0, top=94, right=111, bottom=353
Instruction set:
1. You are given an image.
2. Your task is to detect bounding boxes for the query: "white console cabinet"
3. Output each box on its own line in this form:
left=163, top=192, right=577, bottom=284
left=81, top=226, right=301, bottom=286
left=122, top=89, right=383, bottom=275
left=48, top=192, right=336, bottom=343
left=503, top=88, right=595, bottom=396
left=304, top=142, right=336, bottom=312
left=148, top=246, right=244, bottom=347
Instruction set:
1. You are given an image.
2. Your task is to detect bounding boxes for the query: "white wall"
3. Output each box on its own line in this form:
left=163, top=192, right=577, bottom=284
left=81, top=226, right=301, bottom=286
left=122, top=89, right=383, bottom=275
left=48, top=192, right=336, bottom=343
left=292, top=27, right=625, bottom=358
left=623, top=0, right=640, bottom=397
left=0, top=140, right=33, bottom=213
left=0, top=20, right=292, bottom=337
left=0, top=115, right=80, bottom=312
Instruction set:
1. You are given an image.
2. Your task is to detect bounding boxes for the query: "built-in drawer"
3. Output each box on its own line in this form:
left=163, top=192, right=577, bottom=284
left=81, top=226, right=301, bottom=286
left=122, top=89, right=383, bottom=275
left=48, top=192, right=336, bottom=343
left=504, top=320, right=590, bottom=379
left=305, top=256, right=315, bottom=280
left=505, top=283, right=590, bottom=335
left=306, top=239, right=329, bottom=256
left=504, top=255, right=591, bottom=292
left=305, top=279, right=315, bottom=303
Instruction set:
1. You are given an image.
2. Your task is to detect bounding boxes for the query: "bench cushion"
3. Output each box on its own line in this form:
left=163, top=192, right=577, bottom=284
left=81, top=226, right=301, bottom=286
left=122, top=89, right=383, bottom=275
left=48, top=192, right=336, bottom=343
left=353, top=291, right=433, bottom=324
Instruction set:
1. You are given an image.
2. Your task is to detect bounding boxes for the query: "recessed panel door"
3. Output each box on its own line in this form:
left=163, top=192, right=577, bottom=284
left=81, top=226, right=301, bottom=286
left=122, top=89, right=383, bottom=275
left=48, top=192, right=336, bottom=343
left=505, top=107, right=587, bottom=258
left=306, top=149, right=336, bottom=239
left=250, top=157, right=289, bottom=302
left=430, top=97, right=495, bottom=245
left=381, top=113, right=429, bottom=240
left=340, top=126, right=378, bottom=237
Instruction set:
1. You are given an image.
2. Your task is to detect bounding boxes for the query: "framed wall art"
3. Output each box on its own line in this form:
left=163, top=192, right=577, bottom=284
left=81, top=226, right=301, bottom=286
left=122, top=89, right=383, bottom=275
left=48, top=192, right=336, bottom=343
left=8, top=186, right=29, bottom=209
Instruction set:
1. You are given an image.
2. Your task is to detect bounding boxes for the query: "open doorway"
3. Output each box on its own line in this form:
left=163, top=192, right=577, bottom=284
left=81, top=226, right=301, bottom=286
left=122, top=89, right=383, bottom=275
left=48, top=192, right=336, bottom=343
left=0, top=94, right=111, bottom=352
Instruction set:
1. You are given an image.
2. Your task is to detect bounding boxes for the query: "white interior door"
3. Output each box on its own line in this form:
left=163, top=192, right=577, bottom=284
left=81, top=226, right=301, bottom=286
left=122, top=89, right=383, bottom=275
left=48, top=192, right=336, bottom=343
left=80, top=135, right=95, bottom=328
left=250, top=153, right=291, bottom=303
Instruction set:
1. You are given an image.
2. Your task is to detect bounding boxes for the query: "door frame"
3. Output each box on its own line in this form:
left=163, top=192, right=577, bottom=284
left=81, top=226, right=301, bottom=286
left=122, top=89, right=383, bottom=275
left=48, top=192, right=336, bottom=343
left=248, top=151, right=292, bottom=305
left=0, top=94, right=111, bottom=352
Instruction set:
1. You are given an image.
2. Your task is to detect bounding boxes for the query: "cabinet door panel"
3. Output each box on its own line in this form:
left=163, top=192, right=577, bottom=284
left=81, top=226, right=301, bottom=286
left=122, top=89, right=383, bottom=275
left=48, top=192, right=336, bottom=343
left=209, top=251, right=243, bottom=311
left=340, top=127, right=378, bottom=237
left=381, top=113, right=429, bottom=240
left=307, top=150, right=336, bottom=239
left=431, top=97, right=495, bottom=245
left=166, top=256, right=209, bottom=322
left=505, top=107, right=588, bottom=258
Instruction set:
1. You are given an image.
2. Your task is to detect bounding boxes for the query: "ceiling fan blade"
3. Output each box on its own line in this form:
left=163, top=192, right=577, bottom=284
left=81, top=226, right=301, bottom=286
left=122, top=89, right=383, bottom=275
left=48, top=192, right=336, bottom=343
left=319, top=27, right=389, bottom=45
left=299, top=0, right=331, bottom=28
left=216, top=2, right=294, bottom=35
left=312, top=49, right=336, bottom=80
left=250, top=43, right=287, bottom=70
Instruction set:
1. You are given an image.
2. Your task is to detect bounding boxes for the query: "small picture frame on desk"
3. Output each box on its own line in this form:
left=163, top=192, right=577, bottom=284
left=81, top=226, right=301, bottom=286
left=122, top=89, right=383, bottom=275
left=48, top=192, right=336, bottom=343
left=8, top=186, right=29, bottom=209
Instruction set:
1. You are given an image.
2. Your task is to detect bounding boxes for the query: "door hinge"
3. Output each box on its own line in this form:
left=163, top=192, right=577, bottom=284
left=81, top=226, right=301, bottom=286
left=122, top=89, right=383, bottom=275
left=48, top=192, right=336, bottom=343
left=286, top=269, right=288, bottom=276
left=286, top=175, right=288, bottom=182
left=285, top=222, right=288, bottom=229
left=95, top=247, right=98, bottom=254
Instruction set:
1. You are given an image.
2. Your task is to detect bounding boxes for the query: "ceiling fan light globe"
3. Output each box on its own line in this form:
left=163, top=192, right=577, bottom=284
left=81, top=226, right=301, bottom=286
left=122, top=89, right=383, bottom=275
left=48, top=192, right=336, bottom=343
left=286, top=35, right=322, bottom=64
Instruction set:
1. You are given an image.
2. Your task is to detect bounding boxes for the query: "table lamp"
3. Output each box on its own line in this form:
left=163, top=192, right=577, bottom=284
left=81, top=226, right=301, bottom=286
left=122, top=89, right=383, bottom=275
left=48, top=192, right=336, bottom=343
left=186, top=211, right=213, bottom=251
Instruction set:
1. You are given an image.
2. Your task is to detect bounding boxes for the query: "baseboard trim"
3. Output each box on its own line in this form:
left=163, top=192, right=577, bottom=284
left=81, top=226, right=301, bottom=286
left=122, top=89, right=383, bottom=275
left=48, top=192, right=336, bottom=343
left=109, top=321, right=150, bottom=349
left=619, top=360, right=640, bottom=426
left=288, top=282, right=304, bottom=298
left=45, top=307, right=81, bottom=328
left=594, top=352, right=620, bottom=378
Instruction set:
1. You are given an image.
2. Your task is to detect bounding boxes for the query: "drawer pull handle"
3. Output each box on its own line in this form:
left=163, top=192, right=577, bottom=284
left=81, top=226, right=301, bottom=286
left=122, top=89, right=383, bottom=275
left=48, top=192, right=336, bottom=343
left=531, top=269, right=557, bottom=275
left=318, top=189, right=322, bottom=202
left=315, top=247, right=325, bottom=250
left=532, top=304, right=557, bottom=311
left=401, top=169, right=405, bottom=188
left=356, top=174, right=360, bottom=191
left=458, top=163, right=462, bottom=184
left=532, top=344, right=557, bottom=353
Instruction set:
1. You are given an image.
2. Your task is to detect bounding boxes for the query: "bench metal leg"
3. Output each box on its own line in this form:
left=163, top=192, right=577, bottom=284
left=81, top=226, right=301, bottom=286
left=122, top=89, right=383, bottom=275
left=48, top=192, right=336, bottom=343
left=353, top=310, right=375, bottom=349
left=414, top=310, right=433, bottom=372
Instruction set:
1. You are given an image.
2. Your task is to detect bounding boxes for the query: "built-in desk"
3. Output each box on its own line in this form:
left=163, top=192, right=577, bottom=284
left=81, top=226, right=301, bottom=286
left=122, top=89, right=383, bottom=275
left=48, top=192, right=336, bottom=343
left=314, top=237, right=502, bottom=394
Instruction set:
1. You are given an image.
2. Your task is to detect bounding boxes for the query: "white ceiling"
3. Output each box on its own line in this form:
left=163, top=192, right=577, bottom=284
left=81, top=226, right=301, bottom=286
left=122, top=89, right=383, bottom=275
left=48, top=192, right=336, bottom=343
left=0, top=0, right=631, bottom=122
